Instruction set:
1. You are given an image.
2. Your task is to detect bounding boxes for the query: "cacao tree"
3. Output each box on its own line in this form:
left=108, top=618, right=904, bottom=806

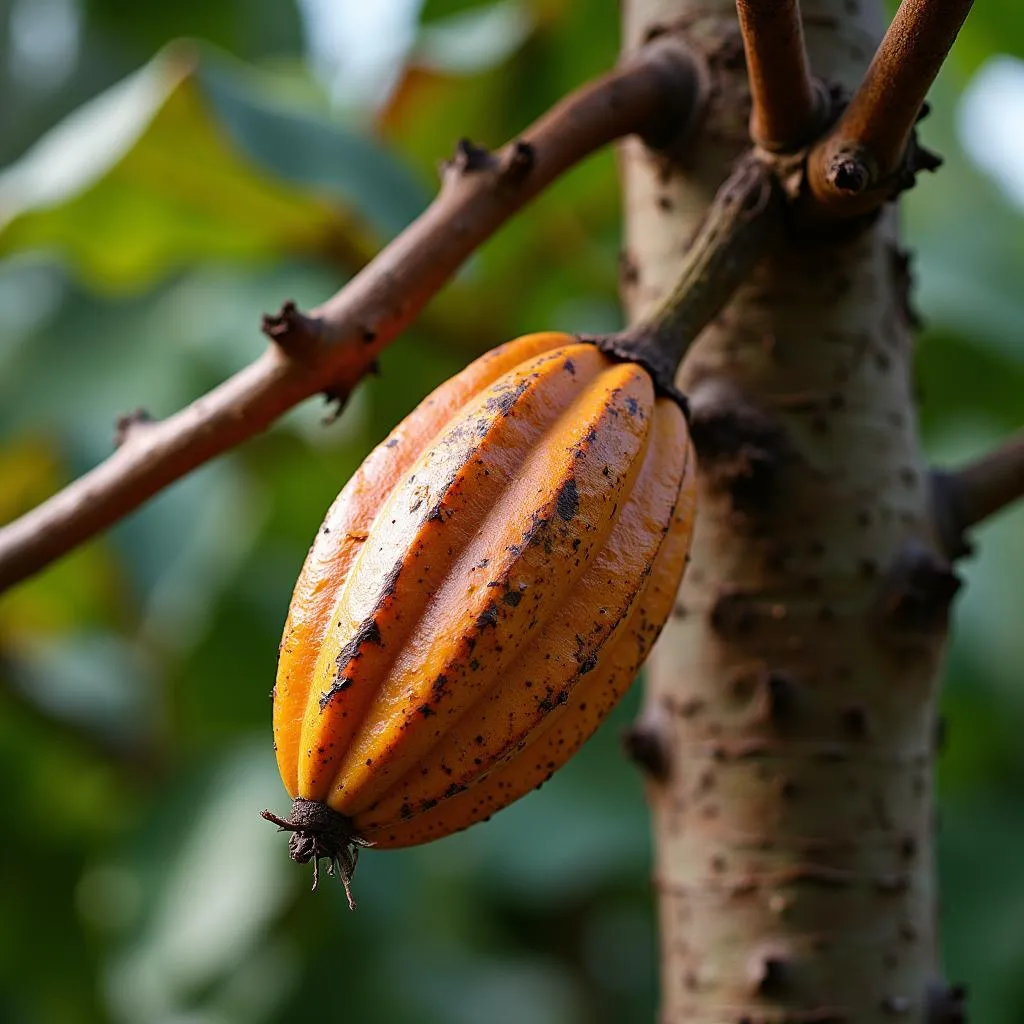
left=1, top=1, right=1023, bottom=1021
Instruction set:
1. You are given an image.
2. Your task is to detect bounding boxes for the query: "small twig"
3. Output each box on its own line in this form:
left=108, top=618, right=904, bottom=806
left=0, top=39, right=704, bottom=593
left=806, top=0, right=973, bottom=218
left=734, top=0, right=822, bottom=151
left=932, top=432, right=1024, bottom=560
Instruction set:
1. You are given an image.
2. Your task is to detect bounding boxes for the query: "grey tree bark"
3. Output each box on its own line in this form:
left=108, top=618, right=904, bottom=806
left=620, top=2, right=957, bottom=1020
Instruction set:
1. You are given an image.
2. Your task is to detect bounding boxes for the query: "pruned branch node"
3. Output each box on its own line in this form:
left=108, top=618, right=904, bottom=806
left=621, top=718, right=672, bottom=782
left=113, top=408, right=155, bottom=449
left=876, top=539, right=961, bottom=635
left=261, top=300, right=322, bottom=360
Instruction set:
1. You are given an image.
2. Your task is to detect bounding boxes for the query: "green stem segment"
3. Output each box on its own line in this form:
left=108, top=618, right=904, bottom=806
left=595, top=155, right=784, bottom=403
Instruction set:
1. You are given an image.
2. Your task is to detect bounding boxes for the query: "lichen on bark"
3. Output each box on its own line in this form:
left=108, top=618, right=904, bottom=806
left=620, top=1, right=953, bottom=1020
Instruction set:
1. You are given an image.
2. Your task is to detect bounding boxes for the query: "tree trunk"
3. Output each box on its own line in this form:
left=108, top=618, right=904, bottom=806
left=620, top=1, right=955, bottom=1020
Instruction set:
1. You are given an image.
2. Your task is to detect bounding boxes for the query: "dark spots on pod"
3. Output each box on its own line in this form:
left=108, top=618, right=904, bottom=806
left=469, top=658, right=480, bottom=671
left=472, top=557, right=490, bottom=570
left=580, top=654, right=598, bottom=674
left=385, top=438, right=400, bottom=448
left=476, top=603, right=499, bottom=629
left=556, top=478, right=579, bottom=521
left=485, top=379, right=530, bottom=416
left=444, top=782, right=470, bottom=799
left=380, top=561, right=403, bottom=598
left=432, top=674, right=449, bottom=695
left=537, top=685, right=563, bottom=713
left=417, top=704, right=435, bottom=718
left=318, top=676, right=353, bottom=711
left=320, top=611, right=386, bottom=711
left=563, top=358, right=576, bottom=375
left=419, top=798, right=438, bottom=812
left=625, top=396, right=640, bottom=417
left=502, top=590, right=523, bottom=607
left=474, top=735, right=485, bottom=745
left=399, top=802, right=413, bottom=820
left=525, top=515, right=550, bottom=549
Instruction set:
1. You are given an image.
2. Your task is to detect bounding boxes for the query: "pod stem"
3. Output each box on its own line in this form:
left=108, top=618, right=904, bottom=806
left=596, top=154, right=784, bottom=402
left=261, top=799, right=371, bottom=910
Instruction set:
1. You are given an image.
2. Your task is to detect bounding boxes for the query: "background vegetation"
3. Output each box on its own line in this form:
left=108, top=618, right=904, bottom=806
left=1, top=1, right=1023, bottom=1021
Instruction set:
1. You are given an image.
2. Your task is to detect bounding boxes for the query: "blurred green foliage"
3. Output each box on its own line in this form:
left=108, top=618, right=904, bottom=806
left=0, top=2, right=1022, bottom=1022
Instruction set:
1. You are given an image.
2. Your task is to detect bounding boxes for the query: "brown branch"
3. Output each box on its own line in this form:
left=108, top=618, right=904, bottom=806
left=932, top=432, right=1024, bottom=560
left=0, top=38, right=704, bottom=593
left=734, top=0, right=821, bottom=151
left=806, top=0, right=973, bottom=218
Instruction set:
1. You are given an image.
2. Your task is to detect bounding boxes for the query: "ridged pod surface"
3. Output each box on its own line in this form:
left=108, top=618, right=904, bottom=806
left=269, top=332, right=696, bottom=875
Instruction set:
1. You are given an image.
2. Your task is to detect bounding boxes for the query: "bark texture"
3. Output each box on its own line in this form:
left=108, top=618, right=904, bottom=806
left=620, top=2, right=953, bottom=1020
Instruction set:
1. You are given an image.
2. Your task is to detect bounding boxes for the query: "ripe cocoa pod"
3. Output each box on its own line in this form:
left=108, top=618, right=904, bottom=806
left=265, top=332, right=696, bottom=900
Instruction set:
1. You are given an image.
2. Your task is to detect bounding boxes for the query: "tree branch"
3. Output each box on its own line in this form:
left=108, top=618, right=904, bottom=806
left=932, top=431, right=1024, bottom=560
left=734, top=0, right=822, bottom=151
left=598, top=153, right=784, bottom=394
left=0, top=38, right=704, bottom=593
left=806, top=0, right=973, bottom=218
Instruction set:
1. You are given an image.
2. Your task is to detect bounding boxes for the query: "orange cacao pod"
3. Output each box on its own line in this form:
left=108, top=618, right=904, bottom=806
left=265, top=332, right=696, bottom=899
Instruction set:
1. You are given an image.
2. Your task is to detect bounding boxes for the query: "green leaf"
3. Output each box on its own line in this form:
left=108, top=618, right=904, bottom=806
left=83, top=0, right=305, bottom=60
left=904, top=74, right=1024, bottom=361
left=0, top=43, right=429, bottom=291
left=419, top=0, right=503, bottom=24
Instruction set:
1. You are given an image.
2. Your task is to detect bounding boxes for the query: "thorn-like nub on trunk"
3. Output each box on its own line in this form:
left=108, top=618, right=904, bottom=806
left=261, top=798, right=371, bottom=910
left=688, top=379, right=790, bottom=518
left=877, top=539, right=962, bottom=635
left=621, top=720, right=672, bottom=782
left=926, top=980, right=968, bottom=1023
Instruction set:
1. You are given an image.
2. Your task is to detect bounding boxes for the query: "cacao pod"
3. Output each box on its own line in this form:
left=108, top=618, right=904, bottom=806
left=265, top=332, right=696, bottom=899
